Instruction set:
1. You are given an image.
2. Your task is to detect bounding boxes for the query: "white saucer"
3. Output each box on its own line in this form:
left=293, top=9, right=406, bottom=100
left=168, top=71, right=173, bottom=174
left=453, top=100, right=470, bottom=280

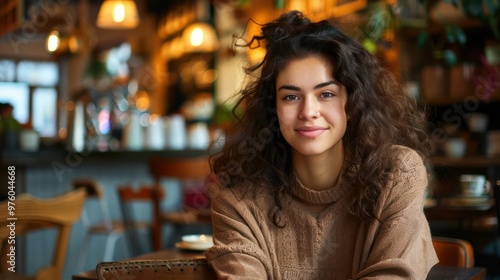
left=175, top=241, right=213, bottom=251
left=181, top=234, right=213, bottom=245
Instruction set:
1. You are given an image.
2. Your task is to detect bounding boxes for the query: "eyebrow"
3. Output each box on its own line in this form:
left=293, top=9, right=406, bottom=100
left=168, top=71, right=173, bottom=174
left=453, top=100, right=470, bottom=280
left=277, top=81, right=338, bottom=92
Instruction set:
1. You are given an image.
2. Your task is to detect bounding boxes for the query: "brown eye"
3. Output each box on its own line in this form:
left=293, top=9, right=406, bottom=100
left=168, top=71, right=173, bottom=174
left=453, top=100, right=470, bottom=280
left=320, top=91, right=335, bottom=98
left=283, top=94, right=299, bottom=101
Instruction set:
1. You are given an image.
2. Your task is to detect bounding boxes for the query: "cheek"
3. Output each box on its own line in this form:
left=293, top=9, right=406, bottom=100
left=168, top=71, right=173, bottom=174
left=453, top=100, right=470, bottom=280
left=277, top=108, right=295, bottom=127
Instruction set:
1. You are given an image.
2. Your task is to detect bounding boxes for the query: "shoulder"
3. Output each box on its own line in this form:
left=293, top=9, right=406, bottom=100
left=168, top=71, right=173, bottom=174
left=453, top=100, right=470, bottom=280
left=391, top=145, right=425, bottom=170
left=387, top=145, right=428, bottom=193
left=377, top=146, right=429, bottom=220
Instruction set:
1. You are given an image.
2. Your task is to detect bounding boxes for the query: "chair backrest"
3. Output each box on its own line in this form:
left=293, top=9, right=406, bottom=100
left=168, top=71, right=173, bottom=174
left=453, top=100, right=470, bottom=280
left=149, top=157, right=212, bottom=209
left=117, top=184, right=163, bottom=255
left=432, top=236, right=475, bottom=268
left=96, top=258, right=217, bottom=280
left=0, top=188, right=86, bottom=280
left=72, top=178, right=112, bottom=231
left=149, top=157, right=211, bottom=182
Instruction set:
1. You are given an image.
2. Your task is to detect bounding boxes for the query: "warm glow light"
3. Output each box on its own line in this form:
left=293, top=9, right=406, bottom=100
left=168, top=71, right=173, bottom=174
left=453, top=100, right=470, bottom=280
left=97, top=0, right=139, bottom=29
left=58, top=128, right=68, bottom=139
left=136, top=90, right=150, bottom=112
left=190, top=27, right=204, bottom=47
left=68, top=35, right=80, bottom=53
left=46, top=30, right=60, bottom=52
left=113, top=3, right=125, bottom=22
left=182, top=22, right=218, bottom=53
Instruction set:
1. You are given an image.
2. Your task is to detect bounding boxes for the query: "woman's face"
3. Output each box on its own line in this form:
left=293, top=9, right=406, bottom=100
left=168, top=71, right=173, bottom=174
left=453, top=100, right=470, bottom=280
left=275, top=55, right=347, bottom=158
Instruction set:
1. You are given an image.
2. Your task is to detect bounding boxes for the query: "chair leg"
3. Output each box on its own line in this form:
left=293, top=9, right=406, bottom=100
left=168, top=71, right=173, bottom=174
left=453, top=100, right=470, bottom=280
left=75, top=233, right=91, bottom=272
left=103, top=234, right=119, bottom=261
left=121, top=233, right=132, bottom=258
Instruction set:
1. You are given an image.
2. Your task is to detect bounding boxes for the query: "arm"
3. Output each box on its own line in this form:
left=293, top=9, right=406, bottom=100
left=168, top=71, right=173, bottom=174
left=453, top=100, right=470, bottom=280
left=205, top=186, right=273, bottom=280
left=353, top=149, right=439, bottom=280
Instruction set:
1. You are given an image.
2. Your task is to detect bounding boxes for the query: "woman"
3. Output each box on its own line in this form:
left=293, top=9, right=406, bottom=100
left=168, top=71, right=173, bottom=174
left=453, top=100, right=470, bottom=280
left=206, top=11, right=438, bottom=279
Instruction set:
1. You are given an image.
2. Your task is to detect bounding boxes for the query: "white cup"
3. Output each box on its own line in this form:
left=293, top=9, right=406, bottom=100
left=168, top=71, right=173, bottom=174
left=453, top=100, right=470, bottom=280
left=146, top=115, right=165, bottom=150
left=125, top=111, right=143, bottom=150
left=188, top=122, right=209, bottom=150
left=167, top=114, right=187, bottom=150
left=459, top=174, right=490, bottom=197
left=19, top=129, right=39, bottom=152
left=442, top=137, right=466, bottom=158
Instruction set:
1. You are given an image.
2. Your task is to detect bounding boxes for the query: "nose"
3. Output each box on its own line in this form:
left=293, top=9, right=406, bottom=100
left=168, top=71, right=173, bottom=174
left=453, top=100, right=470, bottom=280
left=299, top=96, right=320, bottom=120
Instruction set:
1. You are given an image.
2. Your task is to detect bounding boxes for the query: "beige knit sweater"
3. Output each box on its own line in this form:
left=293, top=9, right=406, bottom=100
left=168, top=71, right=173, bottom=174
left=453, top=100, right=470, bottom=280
left=205, top=146, right=438, bottom=279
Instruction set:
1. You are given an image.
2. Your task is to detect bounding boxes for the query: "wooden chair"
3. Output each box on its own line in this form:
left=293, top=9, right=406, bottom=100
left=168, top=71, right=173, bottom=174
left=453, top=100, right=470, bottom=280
left=117, top=184, right=161, bottom=256
left=96, top=257, right=217, bottom=280
left=148, top=157, right=213, bottom=250
left=72, top=179, right=129, bottom=272
left=0, top=188, right=86, bottom=280
left=432, top=236, right=475, bottom=268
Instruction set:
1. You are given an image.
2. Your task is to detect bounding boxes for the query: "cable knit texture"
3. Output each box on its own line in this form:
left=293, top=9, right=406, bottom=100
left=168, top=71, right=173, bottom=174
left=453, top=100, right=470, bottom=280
left=205, top=146, right=438, bottom=279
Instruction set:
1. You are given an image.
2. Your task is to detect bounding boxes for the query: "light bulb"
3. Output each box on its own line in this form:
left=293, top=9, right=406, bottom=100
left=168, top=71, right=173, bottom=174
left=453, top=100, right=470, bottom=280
left=190, top=27, right=204, bottom=47
left=113, top=2, right=125, bottom=23
left=46, top=30, right=60, bottom=52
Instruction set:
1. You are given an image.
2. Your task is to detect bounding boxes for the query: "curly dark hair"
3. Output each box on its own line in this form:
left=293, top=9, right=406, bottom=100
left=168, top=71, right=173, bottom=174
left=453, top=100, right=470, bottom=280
left=211, top=11, right=433, bottom=225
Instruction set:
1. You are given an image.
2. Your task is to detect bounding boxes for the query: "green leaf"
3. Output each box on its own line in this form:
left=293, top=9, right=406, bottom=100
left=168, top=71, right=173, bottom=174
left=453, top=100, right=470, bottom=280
left=275, top=0, right=285, bottom=9
left=417, top=31, right=428, bottom=47
left=453, top=26, right=467, bottom=45
left=363, top=38, right=378, bottom=54
left=443, top=49, right=457, bottom=66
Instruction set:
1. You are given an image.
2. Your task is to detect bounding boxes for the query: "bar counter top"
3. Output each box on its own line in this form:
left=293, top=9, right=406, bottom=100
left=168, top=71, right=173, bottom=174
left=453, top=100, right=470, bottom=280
left=1, top=145, right=215, bottom=167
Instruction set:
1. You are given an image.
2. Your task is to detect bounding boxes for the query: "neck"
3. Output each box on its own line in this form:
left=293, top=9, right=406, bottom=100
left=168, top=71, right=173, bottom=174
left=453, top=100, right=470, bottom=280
left=292, top=146, right=344, bottom=192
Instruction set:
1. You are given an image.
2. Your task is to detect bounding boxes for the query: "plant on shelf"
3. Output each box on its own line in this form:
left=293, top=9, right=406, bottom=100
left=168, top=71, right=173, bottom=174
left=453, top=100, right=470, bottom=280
left=415, top=0, right=500, bottom=66
left=356, top=1, right=403, bottom=76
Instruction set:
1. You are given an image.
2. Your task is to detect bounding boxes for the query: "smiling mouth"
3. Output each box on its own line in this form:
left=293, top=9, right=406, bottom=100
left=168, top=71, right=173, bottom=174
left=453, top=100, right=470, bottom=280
left=295, top=128, right=327, bottom=138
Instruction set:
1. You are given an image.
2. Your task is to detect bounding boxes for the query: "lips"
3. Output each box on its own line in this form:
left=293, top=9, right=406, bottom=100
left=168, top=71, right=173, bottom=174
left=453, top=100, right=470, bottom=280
left=295, top=126, right=327, bottom=138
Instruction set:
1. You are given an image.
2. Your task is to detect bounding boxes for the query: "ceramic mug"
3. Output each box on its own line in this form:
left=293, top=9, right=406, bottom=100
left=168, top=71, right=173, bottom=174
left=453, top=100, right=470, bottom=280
left=459, top=174, right=490, bottom=197
left=442, top=137, right=466, bottom=158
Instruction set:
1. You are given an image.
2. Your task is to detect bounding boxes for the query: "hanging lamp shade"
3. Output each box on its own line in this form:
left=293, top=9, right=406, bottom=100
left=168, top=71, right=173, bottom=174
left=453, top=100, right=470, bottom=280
left=182, top=22, right=219, bottom=53
left=96, top=0, right=139, bottom=29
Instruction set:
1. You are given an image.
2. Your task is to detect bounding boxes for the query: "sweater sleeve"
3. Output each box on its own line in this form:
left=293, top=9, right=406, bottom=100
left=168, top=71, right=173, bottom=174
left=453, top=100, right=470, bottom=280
left=204, top=186, right=273, bottom=279
left=353, top=148, right=439, bottom=280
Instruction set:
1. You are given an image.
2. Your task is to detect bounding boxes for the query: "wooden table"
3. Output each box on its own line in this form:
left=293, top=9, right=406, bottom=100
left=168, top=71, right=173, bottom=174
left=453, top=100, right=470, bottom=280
left=427, top=266, right=487, bottom=280
left=72, top=249, right=487, bottom=280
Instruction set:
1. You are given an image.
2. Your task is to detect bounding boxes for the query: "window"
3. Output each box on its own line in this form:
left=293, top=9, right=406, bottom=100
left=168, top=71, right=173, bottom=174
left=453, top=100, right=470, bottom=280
left=0, top=59, right=58, bottom=137
left=0, top=82, right=30, bottom=124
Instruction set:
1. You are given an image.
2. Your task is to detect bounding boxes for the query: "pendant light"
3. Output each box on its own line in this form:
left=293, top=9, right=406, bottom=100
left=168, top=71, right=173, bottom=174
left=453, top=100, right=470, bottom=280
left=181, top=22, right=218, bottom=53
left=96, top=0, right=139, bottom=29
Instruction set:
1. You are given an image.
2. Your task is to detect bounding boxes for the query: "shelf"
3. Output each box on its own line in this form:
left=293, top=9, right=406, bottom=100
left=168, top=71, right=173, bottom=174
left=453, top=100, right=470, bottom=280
left=430, top=156, right=500, bottom=168
left=0, top=147, right=215, bottom=167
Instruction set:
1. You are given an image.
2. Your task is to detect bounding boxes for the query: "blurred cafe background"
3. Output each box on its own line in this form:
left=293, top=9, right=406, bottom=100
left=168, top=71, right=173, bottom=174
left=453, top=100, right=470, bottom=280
left=0, top=0, right=499, bottom=279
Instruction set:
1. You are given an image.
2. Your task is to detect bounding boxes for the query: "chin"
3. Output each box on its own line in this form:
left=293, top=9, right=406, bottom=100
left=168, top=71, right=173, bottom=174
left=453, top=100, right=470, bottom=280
left=294, top=147, right=329, bottom=156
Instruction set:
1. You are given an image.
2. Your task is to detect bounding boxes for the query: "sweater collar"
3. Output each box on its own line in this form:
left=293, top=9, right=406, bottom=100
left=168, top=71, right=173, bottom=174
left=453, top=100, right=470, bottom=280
left=291, top=173, right=347, bottom=205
